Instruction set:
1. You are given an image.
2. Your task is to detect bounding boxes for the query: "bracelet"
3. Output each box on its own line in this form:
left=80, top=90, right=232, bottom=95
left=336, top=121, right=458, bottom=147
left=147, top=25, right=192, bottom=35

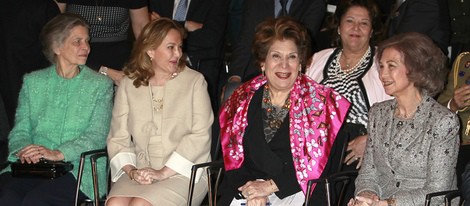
left=268, top=179, right=276, bottom=194
left=99, top=66, right=108, bottom=76
left=386, top=198, right=396, bottom=206
left=128, top=168, right=137, bottom=180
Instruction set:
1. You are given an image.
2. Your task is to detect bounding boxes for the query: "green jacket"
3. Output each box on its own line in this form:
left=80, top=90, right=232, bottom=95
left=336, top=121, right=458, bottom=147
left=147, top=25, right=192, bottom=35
left=4, top=65, right=113, bottom=199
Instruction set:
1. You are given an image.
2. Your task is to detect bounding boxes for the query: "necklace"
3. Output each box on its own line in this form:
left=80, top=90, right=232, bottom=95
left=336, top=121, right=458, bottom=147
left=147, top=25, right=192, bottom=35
left=262, top=85, right=291, bottom=129
left=94, top=0, right=106, bottom=21
left=151, top=86, right=164, bottom=112
left=337, top=47, right=371, bottom=74
left=394, top=104, right=419, bottom=119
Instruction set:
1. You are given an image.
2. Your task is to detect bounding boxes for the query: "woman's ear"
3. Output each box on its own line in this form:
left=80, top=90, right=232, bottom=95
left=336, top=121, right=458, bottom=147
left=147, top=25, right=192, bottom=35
left=53, top=43, right=62, bottom=56
left=146, top=50, right=154, bottom=61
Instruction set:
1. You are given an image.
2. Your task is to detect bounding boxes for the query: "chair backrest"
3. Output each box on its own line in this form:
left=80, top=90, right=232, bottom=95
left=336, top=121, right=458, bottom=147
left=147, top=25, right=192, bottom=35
left=75, top=149, right=109, bottom=206
left=424, top=190, right=463, bottom=206
left=304, top=170, right=358, bottom=206
left=187, top=160, right=224, bottom=206
left=187, top=58, right=240, bottom=206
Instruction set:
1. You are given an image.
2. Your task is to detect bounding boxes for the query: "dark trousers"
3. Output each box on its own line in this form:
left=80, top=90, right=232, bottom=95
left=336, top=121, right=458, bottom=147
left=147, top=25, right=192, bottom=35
left=0, top=172, right=87, bottom=206
left=462, top=162, right=470, bottom=206
left=457, top=145, right=470, bottom=187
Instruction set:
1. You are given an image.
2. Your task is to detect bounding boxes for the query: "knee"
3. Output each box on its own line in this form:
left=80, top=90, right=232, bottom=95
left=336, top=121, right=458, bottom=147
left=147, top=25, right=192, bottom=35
left=106, top=197, right=150, bottom=206
left=106, top=197, right=127, bottom=206
left=129, top=197, right=152, bottom=206
left=22, top=191, right=47, bottom=206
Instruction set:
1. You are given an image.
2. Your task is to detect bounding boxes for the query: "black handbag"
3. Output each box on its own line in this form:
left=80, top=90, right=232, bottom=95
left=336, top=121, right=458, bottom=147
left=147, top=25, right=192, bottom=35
left=11, top=159, right=73, bottom=179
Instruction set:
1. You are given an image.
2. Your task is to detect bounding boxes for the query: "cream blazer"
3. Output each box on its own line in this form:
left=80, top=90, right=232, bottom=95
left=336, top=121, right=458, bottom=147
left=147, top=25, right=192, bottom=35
left=107, top=67, right=214, bottom=182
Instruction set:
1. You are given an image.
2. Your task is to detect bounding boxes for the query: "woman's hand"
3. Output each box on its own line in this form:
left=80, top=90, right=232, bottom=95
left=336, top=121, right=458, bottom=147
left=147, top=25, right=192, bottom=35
left=344, top=135, right=367, bottom=168
left=247, top=196, right=269, bottom=206
left=185, top=21, right=203, bottom=32
left=129, top=167, right=176, bottom=185
left=16, top=144, right=64, bottom=163
left=450, top=85, right=470, bottom=112
left=106, top=68, right=125, bottom=86
left=129, top=167, right=156, bottom=185
left=149, top=11, right=161, bottom=21
left=354, top=196, right=387, bottom=206
left=239, top=179, right=277, bottom=203
left=347, top=191, right=380, bottom=206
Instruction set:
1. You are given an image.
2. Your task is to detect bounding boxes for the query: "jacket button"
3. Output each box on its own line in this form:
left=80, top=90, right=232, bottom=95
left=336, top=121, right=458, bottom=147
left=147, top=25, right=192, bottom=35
left=396, top=182, right=400, bottom=187
left=138, top=152, right=145, bottom=160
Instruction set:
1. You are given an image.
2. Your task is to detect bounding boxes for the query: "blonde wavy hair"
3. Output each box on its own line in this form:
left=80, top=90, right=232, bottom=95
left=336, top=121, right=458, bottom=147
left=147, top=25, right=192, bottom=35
left=124, top=18, right=186, bottom=88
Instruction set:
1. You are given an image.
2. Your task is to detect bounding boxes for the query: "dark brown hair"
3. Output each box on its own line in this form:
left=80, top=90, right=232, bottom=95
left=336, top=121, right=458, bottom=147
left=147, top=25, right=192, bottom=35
left=124, top=18, right=186, bottom=88
left=252, top=16, right=311, bottom=70
left=332, top=0, right=383, bottom=46
left=377, top=32, right=448, bottom=96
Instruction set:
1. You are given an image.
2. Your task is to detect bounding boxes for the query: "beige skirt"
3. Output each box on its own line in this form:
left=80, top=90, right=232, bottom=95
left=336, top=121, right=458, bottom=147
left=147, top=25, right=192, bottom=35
left=107, top=173, right=208, bottom=206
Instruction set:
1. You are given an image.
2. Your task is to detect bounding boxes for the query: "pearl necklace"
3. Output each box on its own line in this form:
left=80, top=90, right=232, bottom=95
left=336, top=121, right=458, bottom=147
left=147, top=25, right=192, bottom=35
left=337, top=47, right=371, bottom=74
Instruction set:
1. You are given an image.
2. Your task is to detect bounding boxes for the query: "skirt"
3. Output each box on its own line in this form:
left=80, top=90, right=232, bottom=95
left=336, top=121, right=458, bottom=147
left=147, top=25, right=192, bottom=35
left=107, top=173, right=208, bottom=206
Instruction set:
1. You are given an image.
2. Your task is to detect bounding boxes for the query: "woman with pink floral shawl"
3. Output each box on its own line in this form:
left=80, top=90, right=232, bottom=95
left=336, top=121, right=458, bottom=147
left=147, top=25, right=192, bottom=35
left=218, top=17, right=350, bottom=206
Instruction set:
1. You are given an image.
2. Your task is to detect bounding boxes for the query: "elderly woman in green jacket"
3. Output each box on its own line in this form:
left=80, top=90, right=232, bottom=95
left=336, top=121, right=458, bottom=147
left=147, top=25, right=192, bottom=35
left=0, top=13, right=113, bottom=205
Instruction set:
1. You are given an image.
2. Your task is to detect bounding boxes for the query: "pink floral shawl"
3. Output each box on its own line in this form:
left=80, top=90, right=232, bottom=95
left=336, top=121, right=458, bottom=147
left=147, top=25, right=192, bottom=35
left=219, top=74, right=350, bottom=193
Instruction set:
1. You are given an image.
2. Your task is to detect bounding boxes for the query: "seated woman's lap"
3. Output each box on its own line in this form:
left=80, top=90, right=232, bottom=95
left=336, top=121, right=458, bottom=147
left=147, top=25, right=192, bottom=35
left=0, top=172, right=87, bottom=206
left=108, top=174, right=208, bottom=206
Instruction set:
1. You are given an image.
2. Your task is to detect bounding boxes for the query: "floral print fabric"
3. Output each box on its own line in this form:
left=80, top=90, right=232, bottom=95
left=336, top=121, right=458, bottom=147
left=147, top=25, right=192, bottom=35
left=219, top=74, right=350, bottom=193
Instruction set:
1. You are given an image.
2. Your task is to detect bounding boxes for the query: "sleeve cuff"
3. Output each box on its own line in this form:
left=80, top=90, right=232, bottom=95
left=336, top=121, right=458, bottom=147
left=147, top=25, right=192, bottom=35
left=447, top=100, right=458, bottom=113
left=165, top=151, right=202, bottom=183
left=355, top=188, right=379, bottom=197
left=109, top=152, right=136, bottom=182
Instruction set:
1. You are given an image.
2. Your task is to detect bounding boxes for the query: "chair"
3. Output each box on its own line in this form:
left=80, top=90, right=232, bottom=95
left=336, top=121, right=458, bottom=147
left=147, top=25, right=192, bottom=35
left=304, top=170, right=358, bottom=206
left=425, top=190, right=463, bottom=206
left=74, top=149, right=109, bottom=206
left=187, top=71, right=239, bottom=206
left=187, top=160, right=224, bottom=206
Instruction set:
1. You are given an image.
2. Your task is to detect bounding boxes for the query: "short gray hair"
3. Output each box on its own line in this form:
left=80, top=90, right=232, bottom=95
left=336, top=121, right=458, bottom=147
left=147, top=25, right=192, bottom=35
left=40, top=13, right=89, bottom=64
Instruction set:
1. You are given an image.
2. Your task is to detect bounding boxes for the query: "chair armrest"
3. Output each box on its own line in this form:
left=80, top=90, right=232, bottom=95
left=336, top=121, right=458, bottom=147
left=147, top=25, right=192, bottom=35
left=74, top=148, right=107, bottom=206
left=305, top=170, right=358, bottom=206
left=445, top=190, right=462, bottom=205
left=425, top=189, right=461, bottom=206
left=187, top=160, right=224, bottom=206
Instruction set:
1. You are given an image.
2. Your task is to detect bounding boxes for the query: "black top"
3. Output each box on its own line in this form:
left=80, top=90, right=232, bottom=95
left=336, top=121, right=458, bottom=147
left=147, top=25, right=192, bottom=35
left=218, top=87, right=300, bottom=205
left=218, top=86, right=349, bottom=205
